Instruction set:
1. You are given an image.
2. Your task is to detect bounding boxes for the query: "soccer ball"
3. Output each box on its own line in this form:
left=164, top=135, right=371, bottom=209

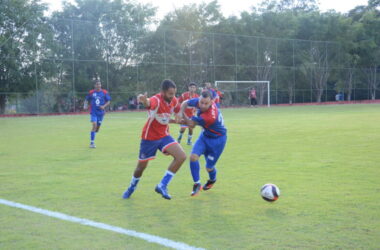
left=260, top=183, right=280, bottom=202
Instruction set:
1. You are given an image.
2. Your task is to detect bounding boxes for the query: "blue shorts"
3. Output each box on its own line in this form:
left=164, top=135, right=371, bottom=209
left=139, top=135, right=178, bottom=162
left=90, top=113, right=104, bottom=125
left=191, top=133, right=227, bottom=168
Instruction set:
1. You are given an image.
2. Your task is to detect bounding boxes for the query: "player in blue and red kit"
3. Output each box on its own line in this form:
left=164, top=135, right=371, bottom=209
left=203, top=82, right=220, bottom=108
left=84, top=80, right=111, bottom=148
left=179, top=90, right=227, bottom=196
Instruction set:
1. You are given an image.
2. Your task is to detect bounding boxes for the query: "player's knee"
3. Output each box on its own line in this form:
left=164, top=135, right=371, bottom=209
left=176, top=152, right=186, bottom=163
left=190, top=154, right=199, bottom=162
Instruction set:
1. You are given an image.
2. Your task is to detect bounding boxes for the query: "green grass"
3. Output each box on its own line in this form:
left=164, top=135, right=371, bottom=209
left=1, top=104, right=380, bottom=249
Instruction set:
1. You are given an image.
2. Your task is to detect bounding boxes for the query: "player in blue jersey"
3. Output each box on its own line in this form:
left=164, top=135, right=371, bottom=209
left=203, top=82, right=220, bottom=108
left=179, top=90, right=227, bottom=196
left=84, top=79, right=111, bottom=148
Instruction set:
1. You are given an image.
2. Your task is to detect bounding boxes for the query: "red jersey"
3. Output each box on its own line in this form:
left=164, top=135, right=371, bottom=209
left=178, top=91, right=199, bottom=118
left=141, top=93, right=180, bottom=140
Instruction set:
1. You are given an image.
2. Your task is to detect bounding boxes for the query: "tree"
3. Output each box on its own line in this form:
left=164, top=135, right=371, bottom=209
left=0, top=0, right=48, bottom=113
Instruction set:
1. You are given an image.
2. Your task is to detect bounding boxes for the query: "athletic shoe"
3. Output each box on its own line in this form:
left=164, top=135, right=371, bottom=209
left=191, top=183, right=202, bottom=196
left=155, top=185, right=171, bottom=200
left=203, top=179, right=216, bottom=191
left=89, top=143, right=96, bottom=148
left=187, top=140, right=192, bottom=145
left=122, top=186, right=136, bottom=199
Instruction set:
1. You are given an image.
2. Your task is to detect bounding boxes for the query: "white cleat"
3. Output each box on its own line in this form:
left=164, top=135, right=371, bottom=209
left=89, top=143, right=96, bottom=148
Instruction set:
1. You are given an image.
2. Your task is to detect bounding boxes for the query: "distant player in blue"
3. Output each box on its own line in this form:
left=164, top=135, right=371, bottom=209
left=179, top=90, right=227, bottom=196
left=203, top=82, right=220, bottom=108
left=84, top=79, right=111, bottom=148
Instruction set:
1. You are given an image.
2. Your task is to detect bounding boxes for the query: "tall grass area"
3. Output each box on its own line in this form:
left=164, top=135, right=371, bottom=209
left=1, top=104, right=379, bottom=249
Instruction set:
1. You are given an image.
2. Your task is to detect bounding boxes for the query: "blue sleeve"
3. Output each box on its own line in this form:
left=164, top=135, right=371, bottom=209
left=187, top=98, right=199, bottom=107
left=191, top=116, right=205, bottom=126
left=106, top=93, right=111, bottom=101
left=211, top=90, right=217, bottom=99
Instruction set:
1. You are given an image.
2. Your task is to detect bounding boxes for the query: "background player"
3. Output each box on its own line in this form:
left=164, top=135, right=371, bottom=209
left=177, top=82, right=199, bottom=145
left=203, top=82, right=220, bottom=108
left=122, top=79, right=186, bottom=200
left=179, top=90, right=227, bottom=196
left=83, top=79, right=111, bottom=148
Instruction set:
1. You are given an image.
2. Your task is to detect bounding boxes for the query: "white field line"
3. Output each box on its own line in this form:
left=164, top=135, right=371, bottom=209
left=0, top=198, right=205, bottom=250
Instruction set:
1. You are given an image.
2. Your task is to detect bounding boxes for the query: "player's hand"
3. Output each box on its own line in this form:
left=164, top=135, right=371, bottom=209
left=138, top=92, right=148, bottom=103
left=99, top=105, right=105, bottom=110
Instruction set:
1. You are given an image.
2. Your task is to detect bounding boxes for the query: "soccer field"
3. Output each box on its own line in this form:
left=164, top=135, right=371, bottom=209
left=1, top=104, right=380, bottom=249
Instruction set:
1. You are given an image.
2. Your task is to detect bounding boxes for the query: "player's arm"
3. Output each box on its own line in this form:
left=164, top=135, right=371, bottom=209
left=137, top=92, right=150, bottom=108
left=179, top=100, right=198, bottom=128
left=83, top=100, right=88, bottom=110
left=84, top=93, right=91, bottom=110
left=100, top=100, right=110, bottom=110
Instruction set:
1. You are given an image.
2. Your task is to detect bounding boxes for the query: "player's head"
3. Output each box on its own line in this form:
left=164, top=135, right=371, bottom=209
left=199, top=90, right=213, bottom=112
left=161, top=79, right=176, bottom=102
left=204, top=82, right=212, bottom=89
left=188, top=82, right=197, bottom=93
left=94, top=80, right=101, bottom=90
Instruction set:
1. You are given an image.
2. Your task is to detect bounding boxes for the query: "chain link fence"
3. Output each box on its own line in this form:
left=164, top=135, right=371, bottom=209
left=1, top=18, right=379, bottom=114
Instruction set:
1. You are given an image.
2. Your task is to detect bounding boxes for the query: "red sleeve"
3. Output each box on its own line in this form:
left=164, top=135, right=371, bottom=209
left=173, top=98, right=180, bottom=113
left=178, top=94, right=184, bottom=103
left=149, top=96, right=159, bottom=110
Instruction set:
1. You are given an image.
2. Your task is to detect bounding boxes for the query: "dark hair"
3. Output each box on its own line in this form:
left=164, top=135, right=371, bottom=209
left=201, top=90, right=212, bottom=99
left=161, top=79, right=176, bottom=91
left=188, top=82, right=197, bottom=87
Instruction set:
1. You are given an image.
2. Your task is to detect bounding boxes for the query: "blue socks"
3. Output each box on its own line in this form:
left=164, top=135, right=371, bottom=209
left=130, top=176, right=140, bottom=188
left=208, top=168, right=217, bottom=181
left=190, top=161, right=201, bottom=183
left=159, top=170, right=175, bottom=187
left=90, top=131, right=95, bottom=143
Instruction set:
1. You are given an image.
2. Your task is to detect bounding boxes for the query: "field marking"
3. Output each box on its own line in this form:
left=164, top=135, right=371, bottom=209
left=0, top=198, right=204, bottom=250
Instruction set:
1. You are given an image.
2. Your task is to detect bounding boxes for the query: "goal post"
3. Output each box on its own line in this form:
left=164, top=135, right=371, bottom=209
left=215, top=81, right=271, bottom=107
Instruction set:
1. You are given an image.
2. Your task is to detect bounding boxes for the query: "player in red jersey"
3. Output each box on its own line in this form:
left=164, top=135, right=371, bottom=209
left=122, top=80, right=186, bottom=200
left=177, top=82, right=199, bottom=145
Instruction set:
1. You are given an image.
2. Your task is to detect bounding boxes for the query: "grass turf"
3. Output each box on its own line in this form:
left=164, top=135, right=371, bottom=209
left=1, top=104, right=380, bottom=249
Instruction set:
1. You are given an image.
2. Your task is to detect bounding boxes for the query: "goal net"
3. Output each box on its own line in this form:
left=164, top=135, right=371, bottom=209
left=215, top=81, right=270, bottom=107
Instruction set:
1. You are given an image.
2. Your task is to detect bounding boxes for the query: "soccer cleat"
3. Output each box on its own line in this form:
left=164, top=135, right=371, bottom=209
left=155, top=185, right=171, bottom=200
left=89, top=143, right=96, bottom=148
left=203, top=179, right=216, bottom=191
left=191, top=183, right=202, bottom=196
left=122, top=186, right=136, bottom=199
left=187, top=140, right=192, bottom=145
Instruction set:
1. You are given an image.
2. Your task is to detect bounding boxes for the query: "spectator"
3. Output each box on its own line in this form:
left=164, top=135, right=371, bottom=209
left=249, top=87, right=257, bottom=107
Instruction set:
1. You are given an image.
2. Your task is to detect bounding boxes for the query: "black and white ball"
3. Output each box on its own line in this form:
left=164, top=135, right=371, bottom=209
left=260, top=183, right=280, bottom=202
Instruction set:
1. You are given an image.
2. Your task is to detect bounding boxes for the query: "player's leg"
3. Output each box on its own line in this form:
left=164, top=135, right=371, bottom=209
left=203, top=135, right=227, bottom=191
left=177, top=126, right=186, bottom=143
left=187, top=127, right=193, bottom=145
left=95, top=114, right=103, bottom=132
left=155, top=136, right=186, bottom=199
left=123, top=140, right=158, bottom=199
left=189, top=135, right=206, bottom=196
left=90, top=114, right=97, bottom=148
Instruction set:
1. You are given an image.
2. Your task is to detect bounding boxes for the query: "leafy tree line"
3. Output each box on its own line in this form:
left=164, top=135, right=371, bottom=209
left=0, top=0, right=379, bottom=113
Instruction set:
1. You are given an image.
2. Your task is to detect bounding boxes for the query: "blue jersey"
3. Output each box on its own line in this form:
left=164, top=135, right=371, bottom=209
left=86, top=89, right=111, bottom=115
left=187, top=98, right=227, bottom=138
left=203, top=88, right=217, bottom=100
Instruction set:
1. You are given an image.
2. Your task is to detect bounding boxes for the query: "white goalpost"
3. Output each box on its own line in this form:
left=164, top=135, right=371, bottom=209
left=215, top=81, right=271, bottom=107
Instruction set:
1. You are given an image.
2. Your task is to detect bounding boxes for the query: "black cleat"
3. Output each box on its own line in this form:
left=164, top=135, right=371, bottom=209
left=203, top=179, right=216, bottom=191
left=191, top=183, right=202, bottom=196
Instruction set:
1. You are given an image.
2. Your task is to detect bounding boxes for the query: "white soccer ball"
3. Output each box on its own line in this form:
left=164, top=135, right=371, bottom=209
left=260, top=183, right=280, bottom=202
